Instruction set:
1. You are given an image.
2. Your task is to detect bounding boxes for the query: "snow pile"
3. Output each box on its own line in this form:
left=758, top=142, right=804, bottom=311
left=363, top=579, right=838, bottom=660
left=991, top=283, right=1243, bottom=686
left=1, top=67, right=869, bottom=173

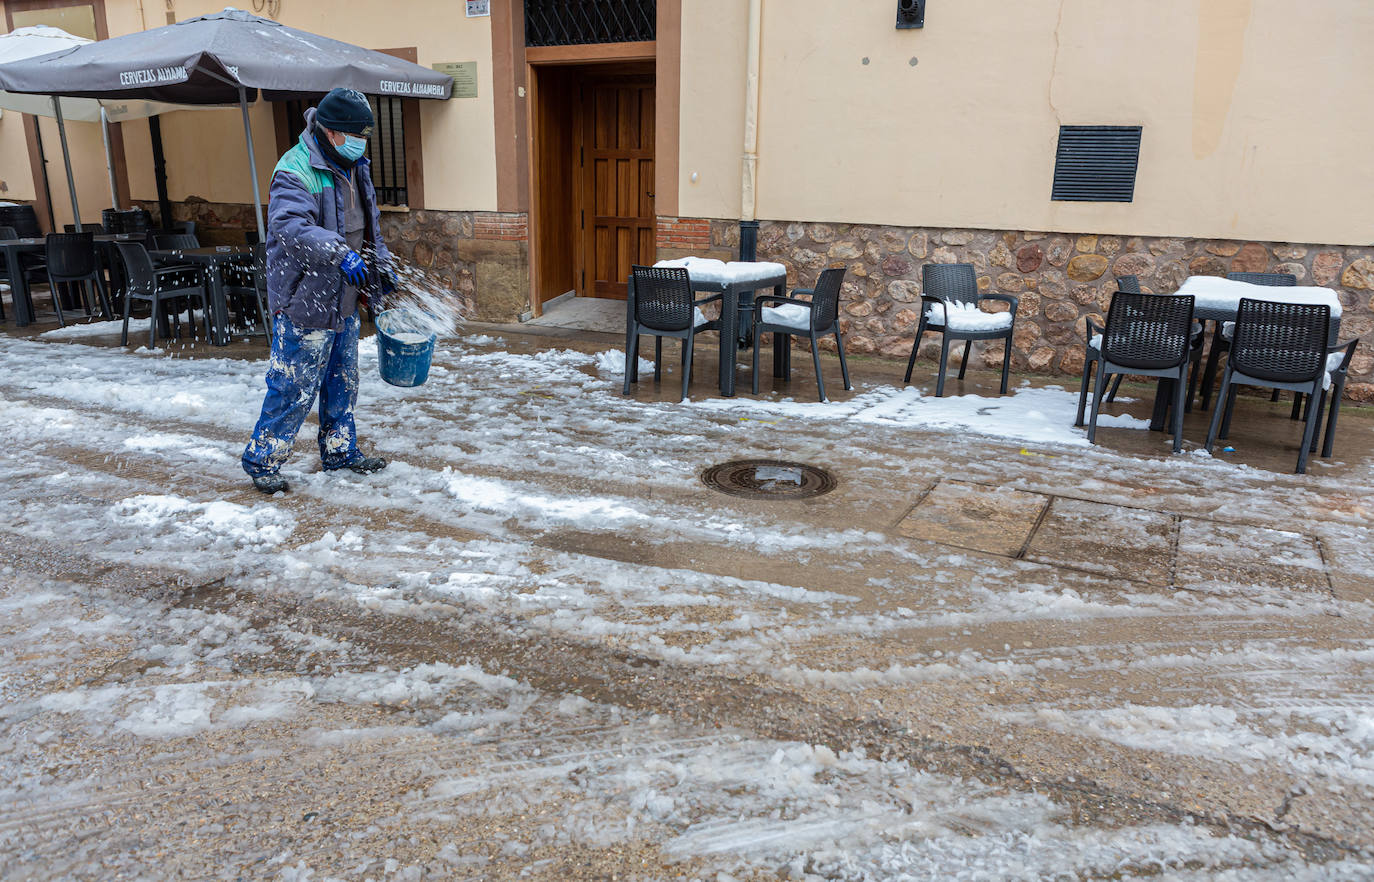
left=111, top=494, right=293, bottom=548
left=926, top=300, right=1014, bottom=332
left=691, top=384, right=1149, bottom=448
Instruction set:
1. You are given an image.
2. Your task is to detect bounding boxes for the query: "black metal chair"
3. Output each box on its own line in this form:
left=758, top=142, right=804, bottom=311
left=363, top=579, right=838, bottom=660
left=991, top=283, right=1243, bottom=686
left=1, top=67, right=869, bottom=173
left=751, top=266, right=851, bottom=402
left=115, top=241, right=211, bottom=348
left=623, top=265, right=722, bottom=402
left=1197, top=272, right=1298, bottom=411
left=903, top=263, right=1017, bottom=397
left=45, top=233, right=113, bottom=326
left=220, top=243, right=271, bottom=337
left=1078, top=292, right=1195, bottom=453
left=1204, top=298, right=1332, bottom=474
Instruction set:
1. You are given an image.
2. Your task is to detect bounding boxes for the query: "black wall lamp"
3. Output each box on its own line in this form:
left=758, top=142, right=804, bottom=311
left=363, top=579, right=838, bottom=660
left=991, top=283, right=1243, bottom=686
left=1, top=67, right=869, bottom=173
left=896, top=0, right=926, bottom=28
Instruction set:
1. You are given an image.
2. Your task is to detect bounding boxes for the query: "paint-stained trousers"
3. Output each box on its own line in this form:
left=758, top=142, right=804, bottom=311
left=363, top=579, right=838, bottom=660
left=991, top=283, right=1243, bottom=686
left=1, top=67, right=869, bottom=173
left=242, top=312, right=363, bottom=478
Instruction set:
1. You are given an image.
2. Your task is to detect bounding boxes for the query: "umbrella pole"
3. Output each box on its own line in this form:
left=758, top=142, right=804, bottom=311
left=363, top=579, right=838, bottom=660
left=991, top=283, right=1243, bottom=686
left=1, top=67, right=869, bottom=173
left=52, top=97, right=83, bottom=232
left=238, top=86, right=266, bottom=243
left=100, top=107, right=120, bottom=211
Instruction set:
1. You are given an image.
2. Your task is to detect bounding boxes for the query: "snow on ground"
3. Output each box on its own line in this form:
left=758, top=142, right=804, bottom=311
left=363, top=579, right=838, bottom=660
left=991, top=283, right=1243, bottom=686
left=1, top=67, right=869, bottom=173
left=1, top=329, right=1373, bottom=876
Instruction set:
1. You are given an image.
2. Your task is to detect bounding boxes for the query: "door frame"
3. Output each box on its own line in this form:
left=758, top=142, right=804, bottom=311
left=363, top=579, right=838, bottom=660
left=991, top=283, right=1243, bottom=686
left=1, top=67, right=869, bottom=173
left=526, top=44, right=656, bottom=316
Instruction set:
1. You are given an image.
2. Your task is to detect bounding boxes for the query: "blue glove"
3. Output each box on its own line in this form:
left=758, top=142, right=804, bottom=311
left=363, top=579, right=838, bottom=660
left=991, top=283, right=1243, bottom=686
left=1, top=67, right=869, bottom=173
left=340, top=250, right=367, bottom=287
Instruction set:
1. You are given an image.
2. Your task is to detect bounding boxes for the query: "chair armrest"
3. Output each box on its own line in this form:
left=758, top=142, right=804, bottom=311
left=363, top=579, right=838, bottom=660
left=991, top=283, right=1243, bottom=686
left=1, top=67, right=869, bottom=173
left=789, top=287, right=815, bottom=298
left=1328, top=338, right=1360, bottom=371
left=980, top=292, right=1019, bottom=315
left=754, top=294, right=813, bottom=310
left=154, top=264, right=198, bottom=276
left=693, top=292, right=723, bottom=306
left=1084, top=318, right=1105, bottom=342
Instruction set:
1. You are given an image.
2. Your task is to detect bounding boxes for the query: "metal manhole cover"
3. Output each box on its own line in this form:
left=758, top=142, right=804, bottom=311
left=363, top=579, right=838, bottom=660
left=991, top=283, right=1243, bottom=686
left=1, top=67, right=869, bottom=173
left=701, top=459, right=837, bottom=500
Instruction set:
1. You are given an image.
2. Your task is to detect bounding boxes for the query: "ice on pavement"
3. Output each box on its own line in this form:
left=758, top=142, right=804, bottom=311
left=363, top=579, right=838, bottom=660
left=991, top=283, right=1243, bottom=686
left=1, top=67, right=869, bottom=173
left=1, top=325, right=1372, bottom=877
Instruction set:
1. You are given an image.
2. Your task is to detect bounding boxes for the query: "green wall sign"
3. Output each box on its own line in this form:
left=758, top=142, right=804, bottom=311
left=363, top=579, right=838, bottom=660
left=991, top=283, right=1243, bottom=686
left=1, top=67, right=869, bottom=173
left=433, top=62, right=478, bottom=99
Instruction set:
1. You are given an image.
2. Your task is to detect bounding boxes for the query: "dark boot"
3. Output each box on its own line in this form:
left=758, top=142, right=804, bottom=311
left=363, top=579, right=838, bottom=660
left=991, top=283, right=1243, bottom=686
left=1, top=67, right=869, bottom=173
left=347, top=455, right=388, bottom=475
left=252, top=473, right=288, bottom=494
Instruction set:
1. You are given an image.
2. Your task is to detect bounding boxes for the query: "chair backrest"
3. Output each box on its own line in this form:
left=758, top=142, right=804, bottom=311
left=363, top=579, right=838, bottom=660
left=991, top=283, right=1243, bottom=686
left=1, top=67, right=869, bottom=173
left=0, top=205, right=42, bottom=238
left=153, top=232, right=199, bottom=250
left=0, top=226, right=17, bottom=241
left=101, top=207, right=123, bottom=233
left=1227, top=271, right=1297, bottom=287
left=170, top=220, right=197, bottom=237
left=45, top=232, right=97, bottom=278
left=115, top=241, right=158, bottom=295
left=122, top=209, right=153, bottom=235
left=631, top=265, right=696, bottom=332
left=1102, top=292, right=1195, bottom=370
left=922, top=263, right=978, bottom=304
left=245, top=229, right=261, bottom=246
left=810, top=267, right=845, bottom=330
left=1230, top=298, right=1329, bottom=384
left=1116, top=274, right=1142, bottom=294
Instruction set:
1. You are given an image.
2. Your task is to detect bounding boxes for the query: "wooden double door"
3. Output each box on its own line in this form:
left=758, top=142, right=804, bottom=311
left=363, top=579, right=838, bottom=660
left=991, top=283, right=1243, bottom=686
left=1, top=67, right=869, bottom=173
left=576, top=75, right=655, bottom=300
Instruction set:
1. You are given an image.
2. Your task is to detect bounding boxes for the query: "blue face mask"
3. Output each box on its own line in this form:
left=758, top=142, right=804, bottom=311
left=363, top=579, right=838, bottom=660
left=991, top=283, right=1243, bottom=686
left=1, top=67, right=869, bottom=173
left=337, top=134, right=367, bottom=162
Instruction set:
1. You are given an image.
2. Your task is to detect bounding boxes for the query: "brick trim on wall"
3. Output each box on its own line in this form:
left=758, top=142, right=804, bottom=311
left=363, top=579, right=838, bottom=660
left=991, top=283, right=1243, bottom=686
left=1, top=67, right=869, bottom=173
left=474, top=212, right=528, bottom=241
left=656, top=216, right=710, bottom=250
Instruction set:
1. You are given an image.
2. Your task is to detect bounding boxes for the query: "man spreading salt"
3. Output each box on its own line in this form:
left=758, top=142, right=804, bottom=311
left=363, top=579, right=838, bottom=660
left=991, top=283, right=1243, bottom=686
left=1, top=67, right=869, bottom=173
left=241, top=88, right=396, bottom=494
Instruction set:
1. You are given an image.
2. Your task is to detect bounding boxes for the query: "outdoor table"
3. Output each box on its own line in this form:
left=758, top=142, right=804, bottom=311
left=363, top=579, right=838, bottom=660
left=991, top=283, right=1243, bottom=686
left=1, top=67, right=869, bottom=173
left=0, top=237, right=45, bottom=325
left=1138, top=277, right=1345, bottom=432
left=150, top=245, right=257, bottom=346
left=634, top=259, right=789, bottom=397
left=1177, top=275, right=1343, bottom=343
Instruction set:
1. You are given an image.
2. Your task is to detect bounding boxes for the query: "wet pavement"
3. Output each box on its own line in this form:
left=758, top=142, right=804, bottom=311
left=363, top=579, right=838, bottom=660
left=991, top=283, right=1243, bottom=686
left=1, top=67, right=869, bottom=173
left=1, top=314, right=1372, bottom=879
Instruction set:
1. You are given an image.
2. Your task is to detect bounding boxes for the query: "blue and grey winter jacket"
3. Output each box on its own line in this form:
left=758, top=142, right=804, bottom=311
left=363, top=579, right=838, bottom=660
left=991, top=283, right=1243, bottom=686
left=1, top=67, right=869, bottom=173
left=266, top=107, right=392, bottom=331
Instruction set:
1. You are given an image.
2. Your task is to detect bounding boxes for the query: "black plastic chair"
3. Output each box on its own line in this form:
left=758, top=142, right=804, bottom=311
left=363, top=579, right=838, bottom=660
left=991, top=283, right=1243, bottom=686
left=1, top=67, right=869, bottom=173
left=115, top=241, right=210, bottom=348
left=623, top=265, right=722, bottom=402
left=1079, top=292, right=1195, bottom=453
left=1197, top=272, right=1298, bottom=411
left=0, top=205, right=41, bottom=238
left=1100, top=275, right=1206, bottom=409
left=45, top=233, right=113, bottom=327
left=1316, top=338, right=1361, bottom=459
left=752, top=266, right=851, bottom=402
left=904, top=263, right=1018, bottom=397
left=1204, top=299, right=1332, bottom=474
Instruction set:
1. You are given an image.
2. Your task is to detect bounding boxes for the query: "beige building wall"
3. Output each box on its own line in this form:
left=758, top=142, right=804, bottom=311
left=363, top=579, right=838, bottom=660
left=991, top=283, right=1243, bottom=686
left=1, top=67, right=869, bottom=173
left=1, top=0, right=497, bottom=217
left=0, top=0, right=121, bottom=227
left=679, top=0, right=1374, bottom=247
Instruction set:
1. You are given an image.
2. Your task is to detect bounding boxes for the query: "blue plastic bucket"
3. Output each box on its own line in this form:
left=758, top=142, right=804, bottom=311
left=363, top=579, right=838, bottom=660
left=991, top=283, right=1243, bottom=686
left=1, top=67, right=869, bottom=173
left=375, top=308, right=437, bottom=387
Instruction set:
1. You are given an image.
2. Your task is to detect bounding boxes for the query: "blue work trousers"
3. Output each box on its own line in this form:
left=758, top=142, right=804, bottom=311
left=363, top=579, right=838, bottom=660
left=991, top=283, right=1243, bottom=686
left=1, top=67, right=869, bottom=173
left=242, top=312, right=363, bottom=477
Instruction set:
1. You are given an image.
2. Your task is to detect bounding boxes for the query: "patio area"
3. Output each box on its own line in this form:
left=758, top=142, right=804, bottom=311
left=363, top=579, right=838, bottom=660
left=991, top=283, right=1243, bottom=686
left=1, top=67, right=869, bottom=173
left=1, top=318, right=1371, bottom=878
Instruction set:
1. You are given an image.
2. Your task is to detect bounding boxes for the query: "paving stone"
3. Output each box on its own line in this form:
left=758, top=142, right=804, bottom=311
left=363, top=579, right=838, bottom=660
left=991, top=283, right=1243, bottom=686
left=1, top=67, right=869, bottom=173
left=1024, top=498, right=1175, bottom=585
left=1175, top=519, right=1328, bottom=595
left=896, top=480, right=1049, bottom=557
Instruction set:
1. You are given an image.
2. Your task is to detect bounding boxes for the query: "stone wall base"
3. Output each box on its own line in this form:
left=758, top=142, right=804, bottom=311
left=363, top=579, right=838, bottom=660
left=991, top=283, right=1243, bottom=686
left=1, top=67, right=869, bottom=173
left=138, top=199, right=530, bottom=325
left=700, top=219, right=1374, bottom=402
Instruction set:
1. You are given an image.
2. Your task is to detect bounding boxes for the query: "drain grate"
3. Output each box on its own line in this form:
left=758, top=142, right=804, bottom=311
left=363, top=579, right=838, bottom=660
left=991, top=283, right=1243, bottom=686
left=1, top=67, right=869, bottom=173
left=701, top=459, right=837, bottom=500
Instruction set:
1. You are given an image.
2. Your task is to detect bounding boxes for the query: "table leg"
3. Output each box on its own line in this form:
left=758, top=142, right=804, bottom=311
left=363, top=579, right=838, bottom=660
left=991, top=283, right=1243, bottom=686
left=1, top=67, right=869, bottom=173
left=720, top=285, right=738, bottom=397
left=209, top=265, right=230, bottom=346
left=1149, top=377, right=1173, bottom=432
left=6, top=247, right=35, bottom=326
left=770, top=283, right=791, bottom=378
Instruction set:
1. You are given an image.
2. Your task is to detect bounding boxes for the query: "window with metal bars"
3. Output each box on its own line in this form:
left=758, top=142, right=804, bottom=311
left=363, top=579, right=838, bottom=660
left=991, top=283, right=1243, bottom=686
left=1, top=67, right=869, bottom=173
left=1051, top=125, right=1142, bottom=203
left=279, top=96, right=409, bottom=207
left=525, top=0, right=655, bottom=47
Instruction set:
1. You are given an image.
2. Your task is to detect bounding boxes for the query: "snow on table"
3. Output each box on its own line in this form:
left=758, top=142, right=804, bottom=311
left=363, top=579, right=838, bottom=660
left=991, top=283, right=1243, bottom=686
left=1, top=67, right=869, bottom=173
left=653, top=256, right=787, bottom=285
left=1176, top=276, right=1342, bottom=318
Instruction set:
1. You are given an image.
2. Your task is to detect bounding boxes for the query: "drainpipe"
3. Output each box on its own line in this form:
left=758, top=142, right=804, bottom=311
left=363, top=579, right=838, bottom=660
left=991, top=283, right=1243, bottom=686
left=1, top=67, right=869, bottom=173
left=738, top=0, right=761, bottom=261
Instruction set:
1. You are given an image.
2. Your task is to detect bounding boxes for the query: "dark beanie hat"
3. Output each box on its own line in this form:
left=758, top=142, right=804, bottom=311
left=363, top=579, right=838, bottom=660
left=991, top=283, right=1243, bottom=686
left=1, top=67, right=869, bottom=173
left=315, top=88, right=374, bottom=136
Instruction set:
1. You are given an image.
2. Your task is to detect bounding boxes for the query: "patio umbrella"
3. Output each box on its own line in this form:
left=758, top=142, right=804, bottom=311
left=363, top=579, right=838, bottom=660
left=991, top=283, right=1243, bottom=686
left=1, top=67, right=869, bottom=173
left=0, top=8, right=453, bottom=241
left=0, top=25, right=210, bottom=229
